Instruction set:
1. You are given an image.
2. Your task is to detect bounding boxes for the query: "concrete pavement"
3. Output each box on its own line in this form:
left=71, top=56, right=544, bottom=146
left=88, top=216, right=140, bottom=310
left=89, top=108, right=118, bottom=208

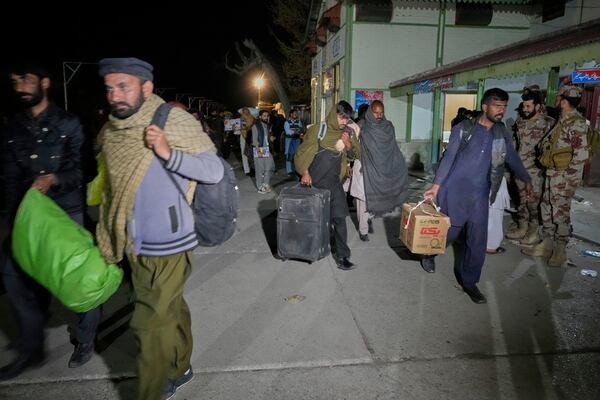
left=572, top=185, right=600, bottom=245
left=1, top=159, right=600, bottom=399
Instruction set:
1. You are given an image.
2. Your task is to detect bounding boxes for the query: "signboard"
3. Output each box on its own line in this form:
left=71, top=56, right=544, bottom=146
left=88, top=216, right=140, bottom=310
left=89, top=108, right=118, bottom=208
left=332, top=34, right=341, bottom=59
left=355, top=90, right=384, bottom=109
left=414, top=76, right=453, bottom=94
left=320, top=29, right=345, bottom=69
left=572, top=68, right=600, bottom=84
left=224, top=118, right=241, bottom=132
left=331, top=29, right=345, bottom=64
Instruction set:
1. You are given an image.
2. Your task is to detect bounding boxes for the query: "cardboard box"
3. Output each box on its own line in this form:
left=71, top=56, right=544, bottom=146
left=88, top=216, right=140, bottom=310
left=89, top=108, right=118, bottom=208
left=399, top=202, right=450, bottom=255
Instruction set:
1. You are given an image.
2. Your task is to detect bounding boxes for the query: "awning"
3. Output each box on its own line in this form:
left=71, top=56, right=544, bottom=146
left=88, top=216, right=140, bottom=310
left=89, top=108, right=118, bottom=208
left=407, top=0, right=532, bottom=3
left=354, top=0, right=531, bottom=3
left=451, top=0, right=530, bottom=3
left=390, top=18, right=600, bottom=96
left=318, top=1, right=342, bottom=33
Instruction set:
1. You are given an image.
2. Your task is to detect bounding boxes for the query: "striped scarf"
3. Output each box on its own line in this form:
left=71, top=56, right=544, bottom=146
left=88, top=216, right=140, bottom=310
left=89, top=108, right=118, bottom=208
left=96, top=94, right=214, bottom=263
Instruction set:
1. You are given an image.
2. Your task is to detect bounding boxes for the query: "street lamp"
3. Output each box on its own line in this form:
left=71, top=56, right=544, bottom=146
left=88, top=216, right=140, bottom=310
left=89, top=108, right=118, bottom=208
left=254, top=74, right=265, bottom=108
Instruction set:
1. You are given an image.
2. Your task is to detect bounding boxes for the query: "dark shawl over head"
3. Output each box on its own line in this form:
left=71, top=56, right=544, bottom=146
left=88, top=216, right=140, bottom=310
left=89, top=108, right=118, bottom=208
left=359, top=107, right=409, bottom=216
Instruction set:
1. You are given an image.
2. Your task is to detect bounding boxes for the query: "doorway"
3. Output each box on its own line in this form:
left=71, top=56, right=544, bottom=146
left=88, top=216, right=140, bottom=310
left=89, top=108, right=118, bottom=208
left=442, top=93, right=477, bottom=149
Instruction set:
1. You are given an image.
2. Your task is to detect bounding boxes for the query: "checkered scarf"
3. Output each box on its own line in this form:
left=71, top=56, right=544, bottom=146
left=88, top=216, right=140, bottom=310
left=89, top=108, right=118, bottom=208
left=96, top=94, right=214, bottom=263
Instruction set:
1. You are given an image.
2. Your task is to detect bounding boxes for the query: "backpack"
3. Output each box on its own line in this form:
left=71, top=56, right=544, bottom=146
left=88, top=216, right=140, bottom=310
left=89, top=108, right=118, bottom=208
left=587, top=125, right=600, bottom=160
left=538, top=114, right=599, bottom=166
left=152, top=103, right=240, bottom=247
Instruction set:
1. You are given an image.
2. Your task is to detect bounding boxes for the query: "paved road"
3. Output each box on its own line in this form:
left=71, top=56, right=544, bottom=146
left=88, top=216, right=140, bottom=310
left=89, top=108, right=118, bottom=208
left=1, top=160, right=599, bottom=400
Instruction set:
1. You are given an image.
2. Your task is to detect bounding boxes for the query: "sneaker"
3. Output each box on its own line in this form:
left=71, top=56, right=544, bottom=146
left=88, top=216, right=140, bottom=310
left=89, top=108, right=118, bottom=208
left=263, top=185, right=272, bottom=193
left=334, top=256, right=356, bottom=271
left=161, top=368, right=194, bottom=400
left=68, top=342, right=94, bottom=368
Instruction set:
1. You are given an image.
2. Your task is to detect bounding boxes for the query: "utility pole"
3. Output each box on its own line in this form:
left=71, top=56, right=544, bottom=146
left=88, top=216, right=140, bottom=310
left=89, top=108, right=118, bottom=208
left=62, top=62, right=97, bottom=111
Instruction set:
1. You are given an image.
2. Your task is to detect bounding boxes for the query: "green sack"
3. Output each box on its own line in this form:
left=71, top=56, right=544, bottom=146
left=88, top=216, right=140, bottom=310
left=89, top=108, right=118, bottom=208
left=12, top=189, right=123, bottom=313
left=86, top=152, right=105, bottom=206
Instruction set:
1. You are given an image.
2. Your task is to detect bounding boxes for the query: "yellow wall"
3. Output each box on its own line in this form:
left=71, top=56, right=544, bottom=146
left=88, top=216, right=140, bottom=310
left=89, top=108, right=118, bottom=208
left=443, top=93, right=477, bottom=132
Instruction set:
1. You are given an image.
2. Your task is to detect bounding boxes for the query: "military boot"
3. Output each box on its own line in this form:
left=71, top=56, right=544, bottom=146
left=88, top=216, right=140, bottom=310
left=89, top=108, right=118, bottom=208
left=548, top=240, right=568, bottom=267
left=520, top=222, right=540, bottom=245
left=506, top=220, right=528, bottom=240
left=522, top=236, right=553, bottom=257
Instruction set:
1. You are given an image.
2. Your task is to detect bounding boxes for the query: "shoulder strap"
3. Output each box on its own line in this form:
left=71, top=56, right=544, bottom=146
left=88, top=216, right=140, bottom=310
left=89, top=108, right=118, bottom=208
left=317, top=121, right=327, bottom=141
left=151, top=103, right=172, bottom=129
left=550, top=120, right=563, bottom=145
left=562, top=113, right=583, bottom=126
left=458, top=119, right=475, bottom=152
left=152, top=104, right=189, bottom=199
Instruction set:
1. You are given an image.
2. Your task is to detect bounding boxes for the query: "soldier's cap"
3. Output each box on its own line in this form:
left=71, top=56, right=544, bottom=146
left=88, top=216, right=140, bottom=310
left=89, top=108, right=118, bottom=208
left=98, top=57, right=153, bottom=81
left=557, top=85, right=582, bottom=98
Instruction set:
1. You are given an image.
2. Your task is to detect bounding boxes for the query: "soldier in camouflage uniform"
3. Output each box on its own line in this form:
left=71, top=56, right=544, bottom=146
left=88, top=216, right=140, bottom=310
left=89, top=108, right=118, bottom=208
left=523, top=85, right=589, bottom=267
left=506, top=87, right=554, bottom=244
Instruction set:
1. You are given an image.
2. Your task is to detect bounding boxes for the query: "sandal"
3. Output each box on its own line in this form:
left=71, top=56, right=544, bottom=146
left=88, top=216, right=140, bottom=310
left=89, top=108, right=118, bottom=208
left=486, top=246, right=506, bottom=254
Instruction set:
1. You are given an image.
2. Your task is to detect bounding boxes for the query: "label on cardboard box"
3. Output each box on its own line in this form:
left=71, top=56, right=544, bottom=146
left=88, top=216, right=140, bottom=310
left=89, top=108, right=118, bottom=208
left=399, top=202, right=450, bottom=255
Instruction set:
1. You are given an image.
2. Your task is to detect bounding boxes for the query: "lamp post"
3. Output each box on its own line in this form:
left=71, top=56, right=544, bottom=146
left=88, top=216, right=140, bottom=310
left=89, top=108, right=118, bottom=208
left=254, top=74, right=265, bottom=108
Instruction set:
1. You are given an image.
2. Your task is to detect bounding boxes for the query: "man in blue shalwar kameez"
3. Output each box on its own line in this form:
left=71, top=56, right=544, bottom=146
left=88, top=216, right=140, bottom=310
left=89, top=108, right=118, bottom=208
left=421, top=88, right=532, bottom=304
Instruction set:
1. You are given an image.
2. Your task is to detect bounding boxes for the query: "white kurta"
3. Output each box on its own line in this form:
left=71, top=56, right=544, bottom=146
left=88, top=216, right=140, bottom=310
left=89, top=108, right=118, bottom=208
left=343, top=160, right=365, bottom=200
left=487, top=177, right=510, bottom=250
left=343, top=160, right=370, bottom=234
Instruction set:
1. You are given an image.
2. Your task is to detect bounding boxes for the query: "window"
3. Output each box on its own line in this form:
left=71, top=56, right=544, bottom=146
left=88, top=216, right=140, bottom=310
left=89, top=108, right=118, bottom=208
left=455, top=2, right=493, bottom=26
left=355, top=0, right=393, bottom=23
left=540, top=0, right=566, bottom=22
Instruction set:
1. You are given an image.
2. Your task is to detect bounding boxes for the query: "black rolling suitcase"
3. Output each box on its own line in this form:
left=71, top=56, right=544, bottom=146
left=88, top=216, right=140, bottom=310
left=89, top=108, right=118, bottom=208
left=277, top=185, right=331, bottom=262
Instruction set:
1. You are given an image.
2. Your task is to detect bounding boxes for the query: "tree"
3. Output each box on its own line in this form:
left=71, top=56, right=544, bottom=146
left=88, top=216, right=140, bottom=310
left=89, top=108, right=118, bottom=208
left=269, top=0, right=312, bottom=105
left=225, top=39, right=291, bottom=114
left=224, top=1, right=312, bottom=113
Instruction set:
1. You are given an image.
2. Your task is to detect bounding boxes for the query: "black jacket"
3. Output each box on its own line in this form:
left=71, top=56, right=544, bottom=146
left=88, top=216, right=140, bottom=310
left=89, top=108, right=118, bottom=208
left=2, top=103, right=84, bottom=225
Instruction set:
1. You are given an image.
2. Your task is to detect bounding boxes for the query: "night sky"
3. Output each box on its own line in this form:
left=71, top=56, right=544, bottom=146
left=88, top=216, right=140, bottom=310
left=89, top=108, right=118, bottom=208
left=1, top=2, right=283, bottom=120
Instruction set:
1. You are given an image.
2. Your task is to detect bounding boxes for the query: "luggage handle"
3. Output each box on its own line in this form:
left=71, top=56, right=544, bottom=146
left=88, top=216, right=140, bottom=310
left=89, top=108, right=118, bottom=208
left=403, top=198, right=441, bottom=229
